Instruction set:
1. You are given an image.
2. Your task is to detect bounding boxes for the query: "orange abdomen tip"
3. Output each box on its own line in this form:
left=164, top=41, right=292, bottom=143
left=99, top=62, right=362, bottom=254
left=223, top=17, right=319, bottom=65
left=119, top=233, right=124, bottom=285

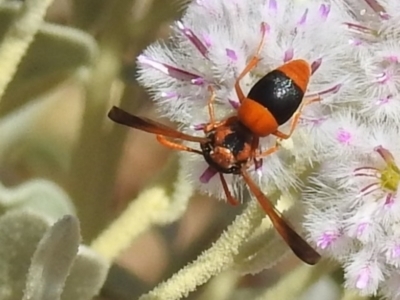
left=276, top=59, right=311, bottom=94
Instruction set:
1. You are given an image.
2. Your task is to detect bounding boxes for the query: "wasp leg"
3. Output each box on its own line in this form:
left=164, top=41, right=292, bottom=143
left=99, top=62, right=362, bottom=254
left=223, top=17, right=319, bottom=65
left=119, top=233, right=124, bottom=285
left=257, top=144, right=279, bottom=158
left=273, top=96, right=320, bottom=140
left=204, top=86, right=235, bottom=133
left=219, top=173, right=239, bottom=206
left=156, top=135, right=203, bottom=154
left=207, top=85, right=217, bottom=126
left=250, top=136, right=278, bottom=158
left=234, top=22, right=268, bottom=103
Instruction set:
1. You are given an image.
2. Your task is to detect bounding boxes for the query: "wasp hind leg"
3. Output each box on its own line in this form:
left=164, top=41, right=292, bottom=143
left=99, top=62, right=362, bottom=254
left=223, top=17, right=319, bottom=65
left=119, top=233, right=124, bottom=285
left=273, top=95, right=320, bottom=140
left=234, top=22, right=268, bottom=103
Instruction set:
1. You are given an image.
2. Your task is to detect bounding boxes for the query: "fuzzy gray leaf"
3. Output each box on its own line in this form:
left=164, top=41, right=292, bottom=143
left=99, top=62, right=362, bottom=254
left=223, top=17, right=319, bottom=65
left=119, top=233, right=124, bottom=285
left=61, top=246, right=109, bottom=300
left=0, top=211, right=50, bottom=300
left=23, top=215, right=80, bottom=300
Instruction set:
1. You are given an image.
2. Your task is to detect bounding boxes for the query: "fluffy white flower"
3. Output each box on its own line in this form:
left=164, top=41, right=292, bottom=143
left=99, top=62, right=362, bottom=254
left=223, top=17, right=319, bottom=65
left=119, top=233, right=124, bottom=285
left=301, top=1, right=400, bottom=297
left=344, top=247, right=385, bottom=296
left=137, top=0, right=352, bottom=199
left=304, top=118, right=400, bottom=297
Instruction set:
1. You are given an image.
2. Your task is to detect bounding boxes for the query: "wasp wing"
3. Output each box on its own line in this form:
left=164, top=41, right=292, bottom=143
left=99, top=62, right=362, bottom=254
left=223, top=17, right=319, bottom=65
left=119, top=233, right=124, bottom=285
left=108, top=106, right=208, bottom=143
left=241, top=169, right=321, bottom=265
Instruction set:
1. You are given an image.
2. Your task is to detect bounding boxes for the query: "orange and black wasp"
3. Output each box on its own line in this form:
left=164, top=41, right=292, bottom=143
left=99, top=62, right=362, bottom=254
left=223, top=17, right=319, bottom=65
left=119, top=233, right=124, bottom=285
left=108, top=26, right=321, bottom=265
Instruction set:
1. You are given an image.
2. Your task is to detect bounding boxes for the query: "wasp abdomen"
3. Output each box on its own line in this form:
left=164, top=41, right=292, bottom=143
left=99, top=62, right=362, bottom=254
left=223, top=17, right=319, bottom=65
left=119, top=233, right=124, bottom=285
left=247, top=70, right=304, bottom=125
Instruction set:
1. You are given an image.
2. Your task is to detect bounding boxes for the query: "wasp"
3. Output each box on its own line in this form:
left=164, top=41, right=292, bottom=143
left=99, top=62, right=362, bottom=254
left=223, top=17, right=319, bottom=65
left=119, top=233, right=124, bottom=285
left=108, top=26, right=321, bottom=265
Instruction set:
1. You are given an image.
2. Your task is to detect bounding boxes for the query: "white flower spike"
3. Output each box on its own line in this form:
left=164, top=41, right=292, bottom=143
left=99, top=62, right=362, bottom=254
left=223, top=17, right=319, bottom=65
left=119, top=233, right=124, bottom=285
left=137, top=0, right=352, bottom=200
left=116, top=0, right=400, bottom=297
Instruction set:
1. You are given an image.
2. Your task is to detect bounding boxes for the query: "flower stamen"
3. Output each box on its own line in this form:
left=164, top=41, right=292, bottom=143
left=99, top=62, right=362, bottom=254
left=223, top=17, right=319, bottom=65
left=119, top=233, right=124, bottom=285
left=356, top=267, right=371, bottom=289
left=319, top=4, right=330, bottom=21
left=359, top=182, right=380, bottom=197
left=138, top=55, right=203, bottom=82
left=354, top=166, right=380, bottom=178
left=306, top=83, right=341, bottom=98
left=344, top=22, right=378, bottom=36
left=226, top=49, right=238, bottom=61
left=199, top=166, right=218, bottom=183
left=298, top=9, right=309, bottom=26
left=336, top=128, right=352, bottom=144
left=268, top=0, right=277, bottom=14
left=363, top=0, right=386, bottom=17
left=317, top=231, right=339, bottom=249
left=283, top=48, right=294, bottom=63
left=311, top=58, right=322, bottom=75
left=177, top=21, right=209, bottom=58
left=229, top=99, right=240, bottom=109
left=160, top=91, right=178, bottom=99
left=299, top=116, right=327, bottom=126
left=376, top=94, right=392, bottom=105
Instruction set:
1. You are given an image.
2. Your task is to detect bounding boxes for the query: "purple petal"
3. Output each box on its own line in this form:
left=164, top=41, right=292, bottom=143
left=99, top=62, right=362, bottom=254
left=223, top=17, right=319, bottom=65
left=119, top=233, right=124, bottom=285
left=386, top=55, right=399, bottom=63
left=283, top=48, right=294, bottom=63
left=226, top=48, right=237, bottom=61
left=229, top=99, right=240, bottom=109
left=260, top=22, right=270, bottom=35
left=364, top=0, right=386, bottom=16
left=319, top=4, right=330, bottom=20
left=349, top=38, right=362, bottom=46
left=356, top=268, right=370, bottom=289
left=391, top=245, right=400, bottom=258
left=268, top=0, right=277, bottom=14
left=191, top=123, right=206, bottom=131
left=336, top=128, right=352, bottom=144
left=344, top=22, right=375, bottom=35
left=298, top=9, right=309, bottom=26
left=300, top=116, right=327, bottom=126
left=306, top=83, right=341, bottom=98
left=176, top=21, right=209, bottom=58
left=356, top=222, right=368, bottom=236
left=379, top=11, right=390, bottom=20
left=200, top=166, right=218, bottom=183
left=384, top=193, right=395, bottom=207
left=191, top=77, right=206, bottom=85
left=376, top=94, right=392, bottom=105
left=311, top=58, right=322, bottom=75
left=316, top=232, right=338, bottom=249
left=375, top=71, right=389, bottom=84
left=254, top=158, right=263, bottom=171
left=202, top=34, right=212, bottom=47
left=160, top=91, right=178, bottom=99
left=374, top=146, right=395, bottom=165
left=138, top=55, right=202, bottom=82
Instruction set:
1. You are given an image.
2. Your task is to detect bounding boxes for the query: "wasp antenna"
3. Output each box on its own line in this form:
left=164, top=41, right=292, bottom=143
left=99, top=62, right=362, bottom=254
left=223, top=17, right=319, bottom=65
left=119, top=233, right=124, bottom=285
left=241, top=168, right=321, bottom=265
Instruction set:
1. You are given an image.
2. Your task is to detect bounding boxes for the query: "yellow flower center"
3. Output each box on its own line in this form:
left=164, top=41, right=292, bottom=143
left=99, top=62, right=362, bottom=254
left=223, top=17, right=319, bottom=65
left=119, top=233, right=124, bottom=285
left=380, top=162, right=400, bottom=192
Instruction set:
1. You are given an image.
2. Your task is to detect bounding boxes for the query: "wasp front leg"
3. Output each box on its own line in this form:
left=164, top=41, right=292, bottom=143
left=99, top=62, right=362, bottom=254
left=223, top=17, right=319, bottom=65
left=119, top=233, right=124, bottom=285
left=156, top=135, right=203, bottom=154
